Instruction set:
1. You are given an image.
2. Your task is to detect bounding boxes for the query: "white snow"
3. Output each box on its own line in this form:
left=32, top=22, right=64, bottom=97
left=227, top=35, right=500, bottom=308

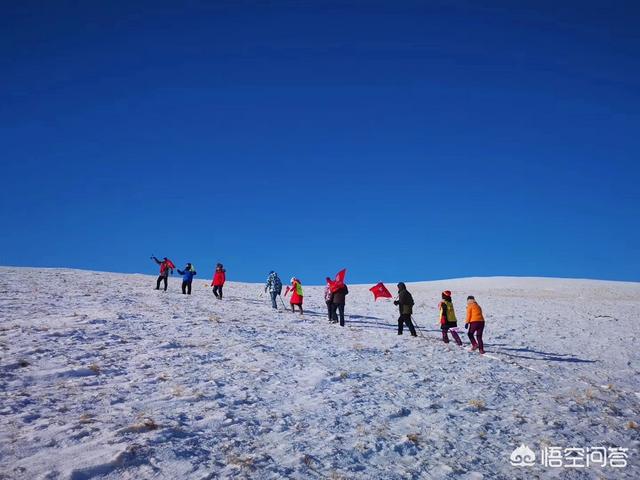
left=1, top=267, right=639, bottom=479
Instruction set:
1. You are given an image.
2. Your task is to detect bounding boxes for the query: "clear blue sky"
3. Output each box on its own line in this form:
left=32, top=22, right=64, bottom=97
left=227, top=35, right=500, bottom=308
left=1, top=1, right=639, bottom=283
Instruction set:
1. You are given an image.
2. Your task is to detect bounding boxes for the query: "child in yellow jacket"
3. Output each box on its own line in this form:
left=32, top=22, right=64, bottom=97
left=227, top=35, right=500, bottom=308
left=439, top=290, right=463, bottom=346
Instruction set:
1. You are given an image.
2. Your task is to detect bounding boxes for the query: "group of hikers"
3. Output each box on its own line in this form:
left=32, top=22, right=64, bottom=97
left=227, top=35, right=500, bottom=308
left=151, top=256, right=226, bottom=299
left=151, top=258, right=486, bottom=354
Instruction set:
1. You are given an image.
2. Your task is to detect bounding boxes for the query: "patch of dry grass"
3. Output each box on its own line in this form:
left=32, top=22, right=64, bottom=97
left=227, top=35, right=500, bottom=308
left=79, top=414, right=95, bottom=424
left=171, top=385, right=184, bottom=397
left=227, top=454, right=255, bottom=471
left=120, top=417, right=159, bottom=434
left=468, top=399, right=487, bottom=411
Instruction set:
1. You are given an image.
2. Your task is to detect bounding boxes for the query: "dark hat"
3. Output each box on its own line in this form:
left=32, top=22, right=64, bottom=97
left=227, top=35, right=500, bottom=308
left=467, top=295, right=475, bottom=300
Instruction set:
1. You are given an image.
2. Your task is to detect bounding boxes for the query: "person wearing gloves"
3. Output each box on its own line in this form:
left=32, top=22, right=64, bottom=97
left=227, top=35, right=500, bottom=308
left=394, top=282, right=417, bottom=336
left=465, top=295, right=485, bottom=354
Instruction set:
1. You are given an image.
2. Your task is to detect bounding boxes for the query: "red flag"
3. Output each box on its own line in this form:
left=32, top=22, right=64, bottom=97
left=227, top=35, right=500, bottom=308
left=330, top=269, right=347, bottom=292
left=369, top=282, right=392, bottom=300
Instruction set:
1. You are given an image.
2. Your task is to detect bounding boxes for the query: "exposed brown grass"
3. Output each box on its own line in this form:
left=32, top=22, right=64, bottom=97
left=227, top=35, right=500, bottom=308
left=79, top=414, right=95, bottom=424
left=228, top=454, right=255, bottom=471
left=120, top=417, right=159, bottom=433
left=468, top=399, right=487, bottom=411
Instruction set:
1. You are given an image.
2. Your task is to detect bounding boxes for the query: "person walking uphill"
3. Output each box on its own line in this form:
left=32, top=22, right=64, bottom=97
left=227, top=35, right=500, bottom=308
left=465, top=295, right=485, bottom=354
left=394, top=283, right=417, bottom=336
left=331, top=283, right=349, bottom=327
left=211, top=263, right=226, bottom=299
left=324, top=277, right=334, bottom=321
left=265, top=271, right=283, bottom=309
left=151, top=256, right=175, bottom=291
left=439, top=290, right=463, bottom=346
left=284, top=277, right=304, bottom=314
left=177, top=263, right=197, bottom=295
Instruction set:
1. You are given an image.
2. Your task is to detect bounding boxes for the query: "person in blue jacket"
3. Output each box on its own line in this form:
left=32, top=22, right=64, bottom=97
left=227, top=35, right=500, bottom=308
left=177, top=263, right=197, bottom=295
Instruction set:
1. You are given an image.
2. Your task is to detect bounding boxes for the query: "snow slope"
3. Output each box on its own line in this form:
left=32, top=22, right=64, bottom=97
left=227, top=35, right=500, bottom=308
left=1, top=267, right=639, bottom=479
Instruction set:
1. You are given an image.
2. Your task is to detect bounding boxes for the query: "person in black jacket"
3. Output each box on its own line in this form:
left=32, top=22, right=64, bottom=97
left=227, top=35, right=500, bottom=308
left=394, top=282, right=417, bottom=336
left=330, top=283, right=349, bottom=326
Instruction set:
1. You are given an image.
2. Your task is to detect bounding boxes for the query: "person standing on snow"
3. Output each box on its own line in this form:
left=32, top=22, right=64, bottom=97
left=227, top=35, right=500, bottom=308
left=284, top=277, right=304, bottom=314
left=265, top=271, right=283, bottom=309
left=211, top=263, right=226, bottom=299
left=394, top=282, right=417, bottom=336
left=465, top=295, right=485, bottom=354
left=331, top=282, right=349, bottom=327
left=151, top=256, right=175, bottom=291
left=324, top=277, right=334, bottom=321
left=439, top=290, right=463, bottom=346
left=177, top=263, right=197, bottom=295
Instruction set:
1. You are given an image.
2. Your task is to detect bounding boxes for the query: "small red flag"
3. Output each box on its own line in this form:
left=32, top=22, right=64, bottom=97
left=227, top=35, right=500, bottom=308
left=330, top=268, right=347, bottom=292
left=369, top=282, right=392, bottom=300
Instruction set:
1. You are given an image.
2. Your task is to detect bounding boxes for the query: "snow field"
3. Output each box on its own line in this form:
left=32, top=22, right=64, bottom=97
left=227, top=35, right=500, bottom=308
left=1, top=268, right=639, bottom=479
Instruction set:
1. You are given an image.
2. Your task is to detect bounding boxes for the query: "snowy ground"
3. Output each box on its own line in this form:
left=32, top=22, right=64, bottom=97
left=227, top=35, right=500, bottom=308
left=1, top=267, right=639, bottom=479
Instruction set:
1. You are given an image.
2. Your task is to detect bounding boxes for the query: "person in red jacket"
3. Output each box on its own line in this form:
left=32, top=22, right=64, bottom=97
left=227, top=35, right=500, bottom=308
left=211, top=263, right=226, bottom=299
left=284, top=277, right=304, bottom=314
left=151, top=256, right=175, bottom=291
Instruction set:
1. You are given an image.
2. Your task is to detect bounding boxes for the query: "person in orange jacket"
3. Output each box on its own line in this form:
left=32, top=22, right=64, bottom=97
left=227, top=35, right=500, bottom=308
left=284, top=277, right=304, bottom=314
left=465, top=295, right=485, bottom=354
left=211, top=263, right=226, bottom=299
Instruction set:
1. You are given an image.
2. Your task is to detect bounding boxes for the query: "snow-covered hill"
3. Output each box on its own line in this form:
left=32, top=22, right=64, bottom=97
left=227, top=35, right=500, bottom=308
left=1, top=267, right=639, bottom=479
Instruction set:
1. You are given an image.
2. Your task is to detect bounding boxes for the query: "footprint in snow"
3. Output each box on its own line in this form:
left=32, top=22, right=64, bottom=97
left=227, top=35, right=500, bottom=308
left=389, top=407, right=411, bottom=418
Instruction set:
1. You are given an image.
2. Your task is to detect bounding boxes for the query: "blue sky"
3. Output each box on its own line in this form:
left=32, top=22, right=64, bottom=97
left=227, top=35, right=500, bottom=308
left=1, top=1, right=639, bottom=283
